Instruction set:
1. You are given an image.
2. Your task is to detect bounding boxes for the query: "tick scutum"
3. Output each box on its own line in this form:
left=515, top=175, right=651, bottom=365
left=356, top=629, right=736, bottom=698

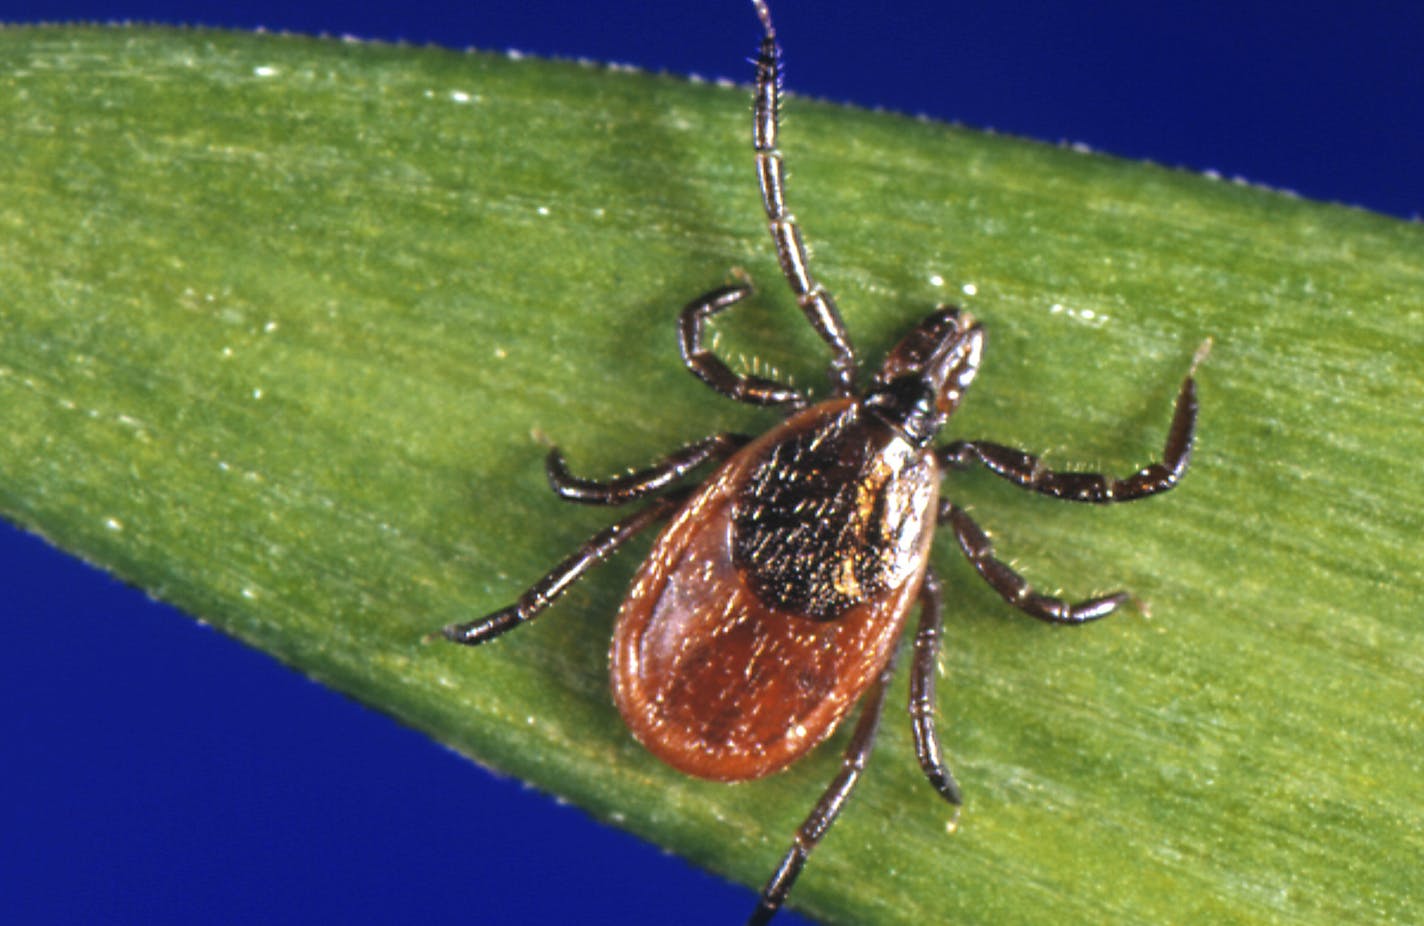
left=732, top=401, right=939, bottom=622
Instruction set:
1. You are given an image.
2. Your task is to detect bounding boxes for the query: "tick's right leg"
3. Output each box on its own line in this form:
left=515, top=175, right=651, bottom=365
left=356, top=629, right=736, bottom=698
left=437, top=490, right=688, bottom=646
left=746, top=650, right=897, bottom=926
left=938, top=341, right=1208, bottom=504
left=940, top=501, right=1129, bottom=624
left=909, top=569, right=963, bottom=806
left=546, top=432, right=749, bottom=505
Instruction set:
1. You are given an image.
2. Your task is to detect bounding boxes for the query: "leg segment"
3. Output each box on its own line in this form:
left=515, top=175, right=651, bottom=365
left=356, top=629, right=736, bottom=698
left=546, top=432, right=749, bottom=505
left=751, top=1, right=858, bottom=396
left=438, top=491, right=687, bottom=646
left=909, top=569, right=963, bottom=806
left=941, top=502, right=1127, bottom=624
left=746, top=650, right=898, bottom=926
left=680, top=285, right=808, bottom=408
left=939, top=357, right=1202, bottom=503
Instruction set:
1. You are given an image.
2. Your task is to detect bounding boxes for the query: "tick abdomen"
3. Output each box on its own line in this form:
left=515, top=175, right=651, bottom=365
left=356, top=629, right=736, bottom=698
left=611, top=400, right=940, bottom=781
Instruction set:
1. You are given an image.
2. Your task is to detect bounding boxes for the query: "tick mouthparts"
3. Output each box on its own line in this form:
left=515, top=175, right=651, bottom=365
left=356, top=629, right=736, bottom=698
left=927, top=318, right=984, bottom=415
left=873, top=308, right=985, bottom=419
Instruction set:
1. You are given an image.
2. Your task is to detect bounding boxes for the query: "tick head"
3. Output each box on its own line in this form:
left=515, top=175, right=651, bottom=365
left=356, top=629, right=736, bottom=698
left=866, top=308, right=985, bottom=445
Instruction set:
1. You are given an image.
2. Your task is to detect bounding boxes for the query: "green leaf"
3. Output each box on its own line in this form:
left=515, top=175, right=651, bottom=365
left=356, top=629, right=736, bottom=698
left=3, top=26, right=1421, bottom=925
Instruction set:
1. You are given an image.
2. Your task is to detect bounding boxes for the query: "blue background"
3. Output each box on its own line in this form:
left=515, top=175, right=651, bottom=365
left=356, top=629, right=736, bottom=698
left=3, top=2, right=1420, bottom=924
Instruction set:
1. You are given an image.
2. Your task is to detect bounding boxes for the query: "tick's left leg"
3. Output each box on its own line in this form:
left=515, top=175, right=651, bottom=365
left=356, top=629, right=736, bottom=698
left=750, top=0, right=858, bottom=395
left=680, top=285, right=810, bottom=408
left=940, top=501, right=1128, bottom=624
left=437, top=490, right=688, bottom=646
left=545, top=432, right=749, bottom=505
left=745, top=651, right=897, bottom=926
left=939, top=345, right=1205, bottom=503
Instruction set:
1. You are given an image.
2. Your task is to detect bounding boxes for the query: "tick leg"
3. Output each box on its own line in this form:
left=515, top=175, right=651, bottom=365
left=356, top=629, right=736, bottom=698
left=938, top=354, right=1202, bottom=503
left=680, top=285, right=809, bottom=408
left=546, top=432, right=750, bottom=505
left=746, top=650, right=897, bottom=926
left=941, top=502, right=1128, bottom=624
left=751, top=1, right=858, bottom=396
left=909, top=569, right=963, bottom=806
left=437, top=491, right=687, bottom=646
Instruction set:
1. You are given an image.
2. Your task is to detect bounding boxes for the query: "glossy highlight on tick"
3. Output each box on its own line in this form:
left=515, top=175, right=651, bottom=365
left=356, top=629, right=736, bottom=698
left=438, top=2, right=1204, bottom=922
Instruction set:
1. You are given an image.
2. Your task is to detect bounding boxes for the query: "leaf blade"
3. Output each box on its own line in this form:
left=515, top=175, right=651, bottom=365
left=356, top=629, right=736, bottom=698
left=2, top=26, right=1422, bottom=925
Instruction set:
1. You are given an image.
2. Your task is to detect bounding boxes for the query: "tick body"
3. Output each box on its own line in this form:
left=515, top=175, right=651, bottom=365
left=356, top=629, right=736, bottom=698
left=440, top=1, right=1202, bottom=922
left=614, top=394, right=944, bottom=781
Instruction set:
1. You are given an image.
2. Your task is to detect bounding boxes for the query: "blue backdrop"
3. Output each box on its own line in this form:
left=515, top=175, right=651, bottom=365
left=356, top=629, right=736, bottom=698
left=3, top=3, right=1420, bottom=924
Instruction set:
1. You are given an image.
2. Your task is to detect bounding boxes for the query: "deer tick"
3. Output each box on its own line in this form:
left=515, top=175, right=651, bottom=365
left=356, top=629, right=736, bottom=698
left=438, top=1, right=1203, bottom=922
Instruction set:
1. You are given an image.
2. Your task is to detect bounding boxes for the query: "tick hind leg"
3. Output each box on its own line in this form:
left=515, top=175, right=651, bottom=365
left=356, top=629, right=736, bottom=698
left=941, top=502, right=1128, bottom=625
left=909, top=569, right=964, bottom=807
left=437, top=490, right=688, bottom=646
left=746, top=652, right=898, bottom=926
left=939, top=345, right=1205, bottom=503
left=545, top=432, right=749, bottom=505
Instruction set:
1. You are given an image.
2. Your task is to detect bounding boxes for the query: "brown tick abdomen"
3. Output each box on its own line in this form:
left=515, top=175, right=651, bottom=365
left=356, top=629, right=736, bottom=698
left=611, top=399, right=939, bottom=780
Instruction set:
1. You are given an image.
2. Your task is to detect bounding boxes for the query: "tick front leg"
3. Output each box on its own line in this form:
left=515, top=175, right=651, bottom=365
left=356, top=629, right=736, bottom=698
left=939, top=349, right=1204, bottom=503
left=909, top=569, right=963, bottom=807
left=546, top=432, right=749, bottom=505
left=680, top=285, right=809, bottom=408
left=941, top=502, right=1128, bottom=624
left=751, top=2, right=858, bottom=395
left=746, top=652, right=897, bottom=926
left=437, top=491, right=687, bottom=646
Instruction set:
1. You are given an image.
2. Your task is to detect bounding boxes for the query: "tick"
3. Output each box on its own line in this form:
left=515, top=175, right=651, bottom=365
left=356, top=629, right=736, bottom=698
left=438, top=2, right=1203, bottom=922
